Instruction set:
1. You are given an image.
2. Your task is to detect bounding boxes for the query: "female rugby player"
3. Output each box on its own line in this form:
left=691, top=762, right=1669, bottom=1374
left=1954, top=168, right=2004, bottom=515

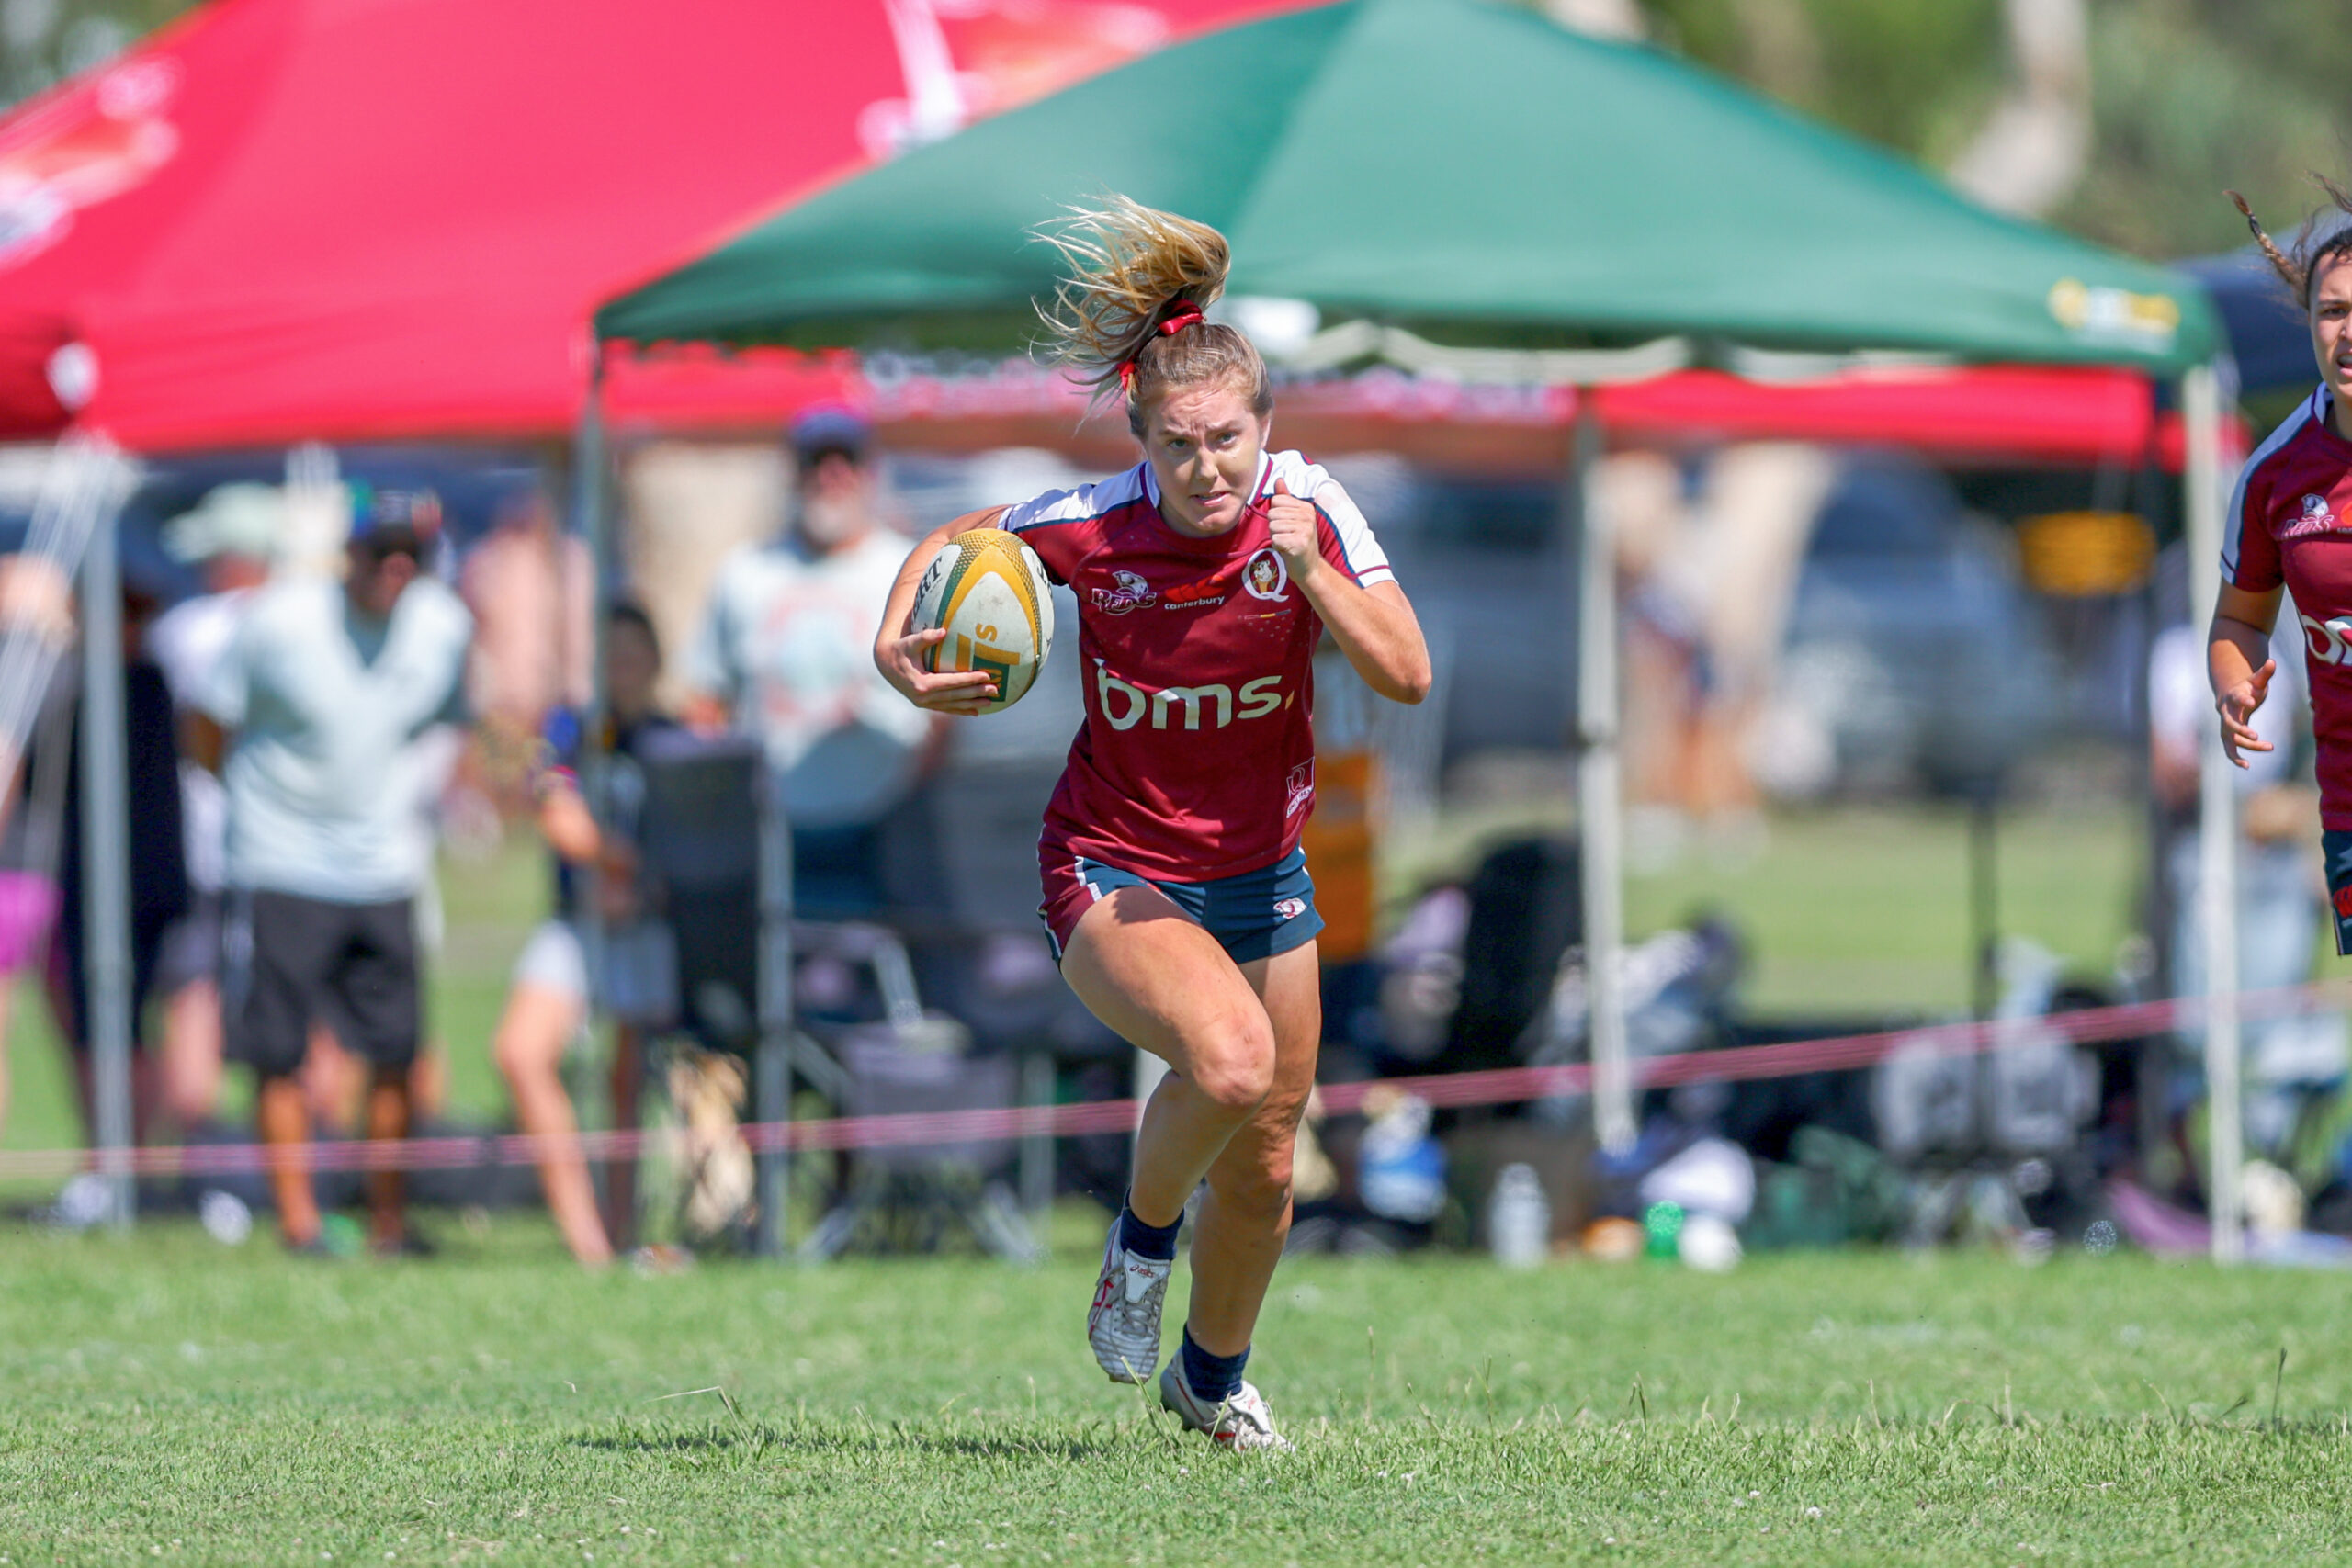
left=876, top=197, right=1430, bottom=1450
left=2213, top=182, right=2352, bottom=954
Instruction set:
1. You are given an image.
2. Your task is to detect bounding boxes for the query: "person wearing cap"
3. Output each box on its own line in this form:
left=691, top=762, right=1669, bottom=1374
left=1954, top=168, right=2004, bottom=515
left=144, top=481, right=283, bottom=1130
left=187, top=488, right=472, bottom=1257
left=683, top=405, right=935, bottom=915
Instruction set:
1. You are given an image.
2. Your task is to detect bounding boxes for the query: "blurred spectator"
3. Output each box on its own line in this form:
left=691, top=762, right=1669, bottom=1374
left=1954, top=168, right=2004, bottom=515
left=459, top=488, right=592, bottom=811
left=684, top=407, right=933, bottom=915
left=493, top=602, right=680, bottom=1267
left=1609, top=446, right=1825, bottom=840
left=189, top=490, right=471, bottom=1257
left=146, top=482, right=283, bottom=1129
left=35, top=577, right=189, bottom=1143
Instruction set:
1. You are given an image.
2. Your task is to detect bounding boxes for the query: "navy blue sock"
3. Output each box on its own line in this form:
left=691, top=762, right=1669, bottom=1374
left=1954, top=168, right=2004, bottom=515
left=1119, top=1196, right=1180, bottom=1262
left=1180, top=1326, right=1250, bottom=1403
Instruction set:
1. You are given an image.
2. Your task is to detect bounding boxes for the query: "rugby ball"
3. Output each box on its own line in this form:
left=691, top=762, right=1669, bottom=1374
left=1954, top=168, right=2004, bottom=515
left=911, top=526, right=1055, bottom=713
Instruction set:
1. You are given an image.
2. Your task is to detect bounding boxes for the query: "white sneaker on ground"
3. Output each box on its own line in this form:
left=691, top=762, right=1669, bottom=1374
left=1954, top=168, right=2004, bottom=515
left=1087, top=1220, right=1172, bottom=1383
left=1159, top=1357, right=1294, bottom=1452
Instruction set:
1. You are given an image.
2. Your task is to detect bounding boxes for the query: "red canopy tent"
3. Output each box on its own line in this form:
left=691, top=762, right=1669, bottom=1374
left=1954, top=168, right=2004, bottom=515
left=0, top=0, right=1288, bottom=1229
left=0, top=0, right=1280, bottom=452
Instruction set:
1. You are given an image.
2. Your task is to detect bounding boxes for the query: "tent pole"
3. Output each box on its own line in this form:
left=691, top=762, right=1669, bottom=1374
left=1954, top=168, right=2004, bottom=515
left=2183, top=360, right=2242, bottom=1265
left=571, top=351, right=617, bottom=1235
left=1574, top=392, right=1633, bottom=1155
left=78, top=500, right=134, bottom=1227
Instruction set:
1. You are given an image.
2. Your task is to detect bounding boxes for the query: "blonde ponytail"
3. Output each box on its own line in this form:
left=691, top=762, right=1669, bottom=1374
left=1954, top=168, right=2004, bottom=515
left=1035, top=196, right=1272, bottom=434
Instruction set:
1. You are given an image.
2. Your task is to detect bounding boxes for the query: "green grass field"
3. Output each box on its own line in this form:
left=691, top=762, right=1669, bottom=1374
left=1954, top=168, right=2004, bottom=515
left=5, top=1227, right=2348, bottom=1566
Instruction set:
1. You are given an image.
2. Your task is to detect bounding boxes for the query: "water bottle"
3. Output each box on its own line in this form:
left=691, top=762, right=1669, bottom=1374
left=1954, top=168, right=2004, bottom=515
left=1643, top=1200, right=1686, bottom=1260
left=1488, top=1163, right=1551, bottom=1269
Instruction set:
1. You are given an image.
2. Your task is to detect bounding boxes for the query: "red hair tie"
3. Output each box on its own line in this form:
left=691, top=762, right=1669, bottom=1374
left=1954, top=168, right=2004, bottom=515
left=1120, top=299, right=1206, bottom=395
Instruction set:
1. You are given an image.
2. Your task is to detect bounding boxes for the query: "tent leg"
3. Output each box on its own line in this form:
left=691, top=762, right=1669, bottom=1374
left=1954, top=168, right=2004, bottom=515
left=1574, top=394, right=1634, bottom=1156
left=1969, top=785, right=1999, bottom=1019
left=2183, top=361, right=2242, bottom=1265
left=78, top=497, right=134, bottom=1227
left=755, top=767, right=796, bottom=1259
left=569, top=356, right=617, bottom=1218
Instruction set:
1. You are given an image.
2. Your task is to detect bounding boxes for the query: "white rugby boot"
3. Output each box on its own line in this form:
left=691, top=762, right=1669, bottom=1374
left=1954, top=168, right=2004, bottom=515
left=1159, top=1357, right=1294, bottom=1452
left=1087, top=1220, right=1172, bottom=1383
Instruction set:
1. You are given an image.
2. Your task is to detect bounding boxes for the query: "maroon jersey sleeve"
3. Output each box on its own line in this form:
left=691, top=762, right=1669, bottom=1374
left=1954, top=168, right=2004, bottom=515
left=1263, top=453, right=1394, bottom=588
left=2224, top=455, right=2283, bottom=592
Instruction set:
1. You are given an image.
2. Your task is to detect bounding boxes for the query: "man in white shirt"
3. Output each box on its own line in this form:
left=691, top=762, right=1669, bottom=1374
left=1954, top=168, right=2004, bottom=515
left=191, top=491, right=472, bottom=1256
left=684, top=407, right=933, bottom=915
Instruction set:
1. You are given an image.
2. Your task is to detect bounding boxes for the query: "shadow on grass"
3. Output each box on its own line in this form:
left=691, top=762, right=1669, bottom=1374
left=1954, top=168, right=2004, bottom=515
left=573, top=1417, right=1142, bottom=1464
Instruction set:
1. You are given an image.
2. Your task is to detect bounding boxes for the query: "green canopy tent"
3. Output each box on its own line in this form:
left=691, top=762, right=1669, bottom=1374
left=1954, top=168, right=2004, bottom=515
left=599, top=0, right=2249, bottom=1252
left=602, top=0, right=2209, bottom=368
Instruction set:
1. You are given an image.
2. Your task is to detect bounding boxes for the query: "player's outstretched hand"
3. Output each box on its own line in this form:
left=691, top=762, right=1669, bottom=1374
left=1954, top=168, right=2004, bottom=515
left=2218, top=657, right=2277, bottom=768
left=1267, top=479, right=1319, bottom=575
left=877, top=619, right=999, bottom=716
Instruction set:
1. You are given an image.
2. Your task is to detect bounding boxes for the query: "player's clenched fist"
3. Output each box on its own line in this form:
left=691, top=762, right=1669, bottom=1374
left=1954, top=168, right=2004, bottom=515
left=1266, top=478, right=1320, bottom=575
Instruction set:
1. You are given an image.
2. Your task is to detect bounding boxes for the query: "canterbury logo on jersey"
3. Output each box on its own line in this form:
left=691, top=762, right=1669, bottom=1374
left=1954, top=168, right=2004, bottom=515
left=1093, top=660, right=1285, bottom=730
left=1161, top=579, right=1225, bottom=610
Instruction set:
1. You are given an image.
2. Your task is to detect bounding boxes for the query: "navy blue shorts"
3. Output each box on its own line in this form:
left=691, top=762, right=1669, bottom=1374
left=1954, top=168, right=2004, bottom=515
left=2323, top=829, right=2352, bottom=957
left=1038, top=843, right=1324, bottom=965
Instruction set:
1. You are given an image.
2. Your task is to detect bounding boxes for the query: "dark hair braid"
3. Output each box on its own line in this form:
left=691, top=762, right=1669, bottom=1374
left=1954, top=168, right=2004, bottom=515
left=2228, top=176, right=2352, bottom=310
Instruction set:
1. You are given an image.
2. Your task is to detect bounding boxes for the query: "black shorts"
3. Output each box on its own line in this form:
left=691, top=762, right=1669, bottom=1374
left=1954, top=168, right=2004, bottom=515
left=224, top=890, right=421, bottom=1079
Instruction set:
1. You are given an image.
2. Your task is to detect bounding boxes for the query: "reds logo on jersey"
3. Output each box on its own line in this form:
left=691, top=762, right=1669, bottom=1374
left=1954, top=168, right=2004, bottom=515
left=1091, top=570, right=1157, bottom=615
left=2285, top=491, right=2344, bottom=541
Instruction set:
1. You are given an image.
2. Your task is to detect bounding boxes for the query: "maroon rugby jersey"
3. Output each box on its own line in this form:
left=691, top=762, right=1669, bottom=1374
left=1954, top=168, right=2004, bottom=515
left=2223, top=385, right=2352, bottom=827
left=1002, top=449, right=1395, bottom=881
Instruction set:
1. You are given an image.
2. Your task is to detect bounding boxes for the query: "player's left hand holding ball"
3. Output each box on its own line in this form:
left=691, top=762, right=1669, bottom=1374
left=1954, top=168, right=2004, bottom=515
left=1266, top=479, right=1322, bottom=579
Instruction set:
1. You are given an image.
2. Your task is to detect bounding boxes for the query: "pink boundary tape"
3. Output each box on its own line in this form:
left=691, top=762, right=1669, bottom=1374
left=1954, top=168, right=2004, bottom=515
left=5, top=980, right=2343, bottom=1182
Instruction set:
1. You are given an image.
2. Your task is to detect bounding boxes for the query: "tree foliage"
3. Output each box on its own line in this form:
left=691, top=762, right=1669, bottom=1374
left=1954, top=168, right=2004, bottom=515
left=1643, top=0, right=2352, bottom=259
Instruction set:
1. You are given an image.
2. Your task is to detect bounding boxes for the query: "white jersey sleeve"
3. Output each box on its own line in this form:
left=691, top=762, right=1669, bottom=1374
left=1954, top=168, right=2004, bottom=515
left=1267, top=451, right=1396, bottom=589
